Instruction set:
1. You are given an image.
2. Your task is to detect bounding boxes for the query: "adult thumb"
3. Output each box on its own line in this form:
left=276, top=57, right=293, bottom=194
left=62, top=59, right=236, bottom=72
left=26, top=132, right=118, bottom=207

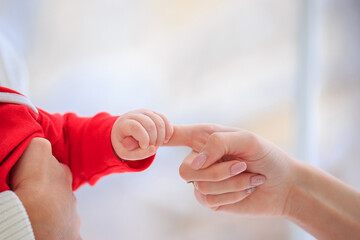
left=190, top=131, right=256, bottom=170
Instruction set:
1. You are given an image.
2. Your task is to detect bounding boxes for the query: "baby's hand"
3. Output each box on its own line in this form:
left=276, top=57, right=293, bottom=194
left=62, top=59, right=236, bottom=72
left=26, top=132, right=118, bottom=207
left=111, top=109, right=173, bottom=160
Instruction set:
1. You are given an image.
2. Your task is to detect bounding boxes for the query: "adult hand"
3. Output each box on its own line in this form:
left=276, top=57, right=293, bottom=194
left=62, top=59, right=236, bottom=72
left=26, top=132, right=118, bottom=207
left=175, top=125, right=360, bottom=239
left=10, top=138, right=81, bottom=240
left=176, top=127, right=297, bottom=217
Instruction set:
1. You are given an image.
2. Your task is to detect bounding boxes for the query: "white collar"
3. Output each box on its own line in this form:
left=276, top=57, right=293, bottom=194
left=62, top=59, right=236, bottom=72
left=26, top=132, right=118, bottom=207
left=0, top=92, right=38, bottom=114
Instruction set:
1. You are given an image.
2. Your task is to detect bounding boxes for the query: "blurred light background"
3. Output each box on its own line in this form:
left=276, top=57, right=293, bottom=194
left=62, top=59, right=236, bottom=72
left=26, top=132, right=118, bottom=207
left=1, top=0, right=359, bottom=239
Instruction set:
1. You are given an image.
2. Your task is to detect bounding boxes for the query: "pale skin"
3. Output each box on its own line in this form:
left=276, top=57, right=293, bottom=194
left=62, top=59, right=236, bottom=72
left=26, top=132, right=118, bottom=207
left=10, top=138, right=82, bottom=240
left=166, top=124, right=360, bottom=240
left=10, top=119, right=360, bottom=239
left=111, top=109, right=173, bottom=160
left=9, top=109, right=173, bottom=239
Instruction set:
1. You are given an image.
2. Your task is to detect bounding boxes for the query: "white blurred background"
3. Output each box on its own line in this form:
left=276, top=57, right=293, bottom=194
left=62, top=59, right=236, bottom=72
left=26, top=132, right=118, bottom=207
left=1, top=0, right=359, bottom=239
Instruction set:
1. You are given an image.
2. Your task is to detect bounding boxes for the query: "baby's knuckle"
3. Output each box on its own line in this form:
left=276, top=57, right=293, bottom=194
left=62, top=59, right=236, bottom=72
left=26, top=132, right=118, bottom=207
left=157, top=121, right=165, bottom=130
left=147, top=124, right=156, bottom=132
left=129, top=122, right=140, bottom=132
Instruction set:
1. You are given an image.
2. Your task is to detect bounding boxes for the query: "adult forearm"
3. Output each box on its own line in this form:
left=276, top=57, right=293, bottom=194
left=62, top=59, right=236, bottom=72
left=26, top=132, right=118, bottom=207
left=286, top=161, right=360, bottom=239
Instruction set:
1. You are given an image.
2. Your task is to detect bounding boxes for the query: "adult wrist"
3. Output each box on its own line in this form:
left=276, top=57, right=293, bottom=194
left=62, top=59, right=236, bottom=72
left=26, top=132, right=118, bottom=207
left=282, top=159, right=310, bottom=219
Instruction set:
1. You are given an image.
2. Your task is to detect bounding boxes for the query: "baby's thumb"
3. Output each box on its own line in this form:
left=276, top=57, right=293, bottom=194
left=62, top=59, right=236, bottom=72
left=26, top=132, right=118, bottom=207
left=121, top=136, right=139, bottom=151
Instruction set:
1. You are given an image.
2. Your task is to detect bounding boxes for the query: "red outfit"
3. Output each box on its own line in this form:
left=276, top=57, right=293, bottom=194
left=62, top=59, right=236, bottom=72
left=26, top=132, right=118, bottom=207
left=0, top=87, right=154, bottom=191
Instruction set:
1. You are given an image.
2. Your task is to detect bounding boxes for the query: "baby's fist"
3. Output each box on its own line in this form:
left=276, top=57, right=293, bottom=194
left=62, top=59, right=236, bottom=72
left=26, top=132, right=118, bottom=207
left=111, top=109, right=173, bottom=160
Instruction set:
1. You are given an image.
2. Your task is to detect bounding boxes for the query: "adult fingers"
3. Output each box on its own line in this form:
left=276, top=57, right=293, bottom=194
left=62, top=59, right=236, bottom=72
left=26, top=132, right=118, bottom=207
left=190, top=131, right=260, bottom=170
left=163, top=125, right=192, bottom=147
left=165, top=124, right=239, bottom=149
left=179, top=152, right=248, bottom=182
left=193, top=173, right=266, bottom=195
left=194, top=188, right=255, bottom=208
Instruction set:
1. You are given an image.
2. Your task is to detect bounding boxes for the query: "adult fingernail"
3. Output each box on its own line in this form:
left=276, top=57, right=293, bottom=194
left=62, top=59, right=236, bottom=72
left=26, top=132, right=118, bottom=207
left=246, top=187, right=256, bottom=194
left=191, top=152, right=208, bottom=170
left=230, top=162, right=247, bottom=175
left=250, top=175, right=266, bottom=186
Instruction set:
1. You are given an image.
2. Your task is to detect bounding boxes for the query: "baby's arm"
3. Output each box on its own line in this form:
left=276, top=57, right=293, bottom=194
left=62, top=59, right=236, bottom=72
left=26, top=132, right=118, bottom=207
left=38, top=108, right=172, bottom=190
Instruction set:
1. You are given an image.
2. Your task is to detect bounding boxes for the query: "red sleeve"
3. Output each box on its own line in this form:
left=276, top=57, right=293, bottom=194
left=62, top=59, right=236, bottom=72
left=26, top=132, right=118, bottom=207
left=37, top=109, right=155, bottom=190
left=0, top=104, right=44, bottom=191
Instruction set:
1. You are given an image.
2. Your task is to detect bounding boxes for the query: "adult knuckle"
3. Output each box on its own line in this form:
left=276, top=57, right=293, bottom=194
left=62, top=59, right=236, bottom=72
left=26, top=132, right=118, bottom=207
left=243, top=131, right=259, bottom=146
left=209, top=170, right=221, bottom=180
left=196, top=182, right=210, bottom=194
left=63, top=165, right=73, bottom=183
left=208, top=124, right=222, bottom=133
left=234, top=192, right=245, bottom=201
left=209, top=133, right=225, bottom=149
left=205, top=195, right=218, bottom=207
left=29, top=137, right=52, bottom=153
left=178, top=164, right=190, bottom=180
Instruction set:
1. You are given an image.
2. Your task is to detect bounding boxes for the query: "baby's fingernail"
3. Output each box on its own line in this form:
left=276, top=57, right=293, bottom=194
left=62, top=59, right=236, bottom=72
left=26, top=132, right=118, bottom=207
left=230, top=162, right=247, bottom=175
left=148, top=145, right=157, bottom=155
left=246, top=187, right=256, bottom=194
left=250, top=175, right=266, bottom=186
left=140, top=144, right=148, bottom=150
left=191, top=152, right=208, bottom=170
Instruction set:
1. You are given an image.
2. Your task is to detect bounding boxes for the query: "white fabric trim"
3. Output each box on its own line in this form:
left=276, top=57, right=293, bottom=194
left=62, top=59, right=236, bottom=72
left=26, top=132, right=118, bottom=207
left=0, top=191, right=35, bottom=240
left=0, top=92, right=38, bottom=114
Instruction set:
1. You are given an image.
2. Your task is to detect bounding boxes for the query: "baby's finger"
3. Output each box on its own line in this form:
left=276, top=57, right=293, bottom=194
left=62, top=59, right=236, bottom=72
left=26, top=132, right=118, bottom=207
left=194, top=188, right=255, bottom=208
left=154, top=112, right=173, bottom=144
left=180, top=158, right=247, bottom=182
left=143, top=111, right=166, bottom=147
left=121, top=145, right=157, bottom=160
left=122, top=120, right=150, bottom=149
left=193, top=173, right=266, bottom=195
left=121, top=136, right=139, bottom=151
left=127, top=114, right=157, bottom=147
